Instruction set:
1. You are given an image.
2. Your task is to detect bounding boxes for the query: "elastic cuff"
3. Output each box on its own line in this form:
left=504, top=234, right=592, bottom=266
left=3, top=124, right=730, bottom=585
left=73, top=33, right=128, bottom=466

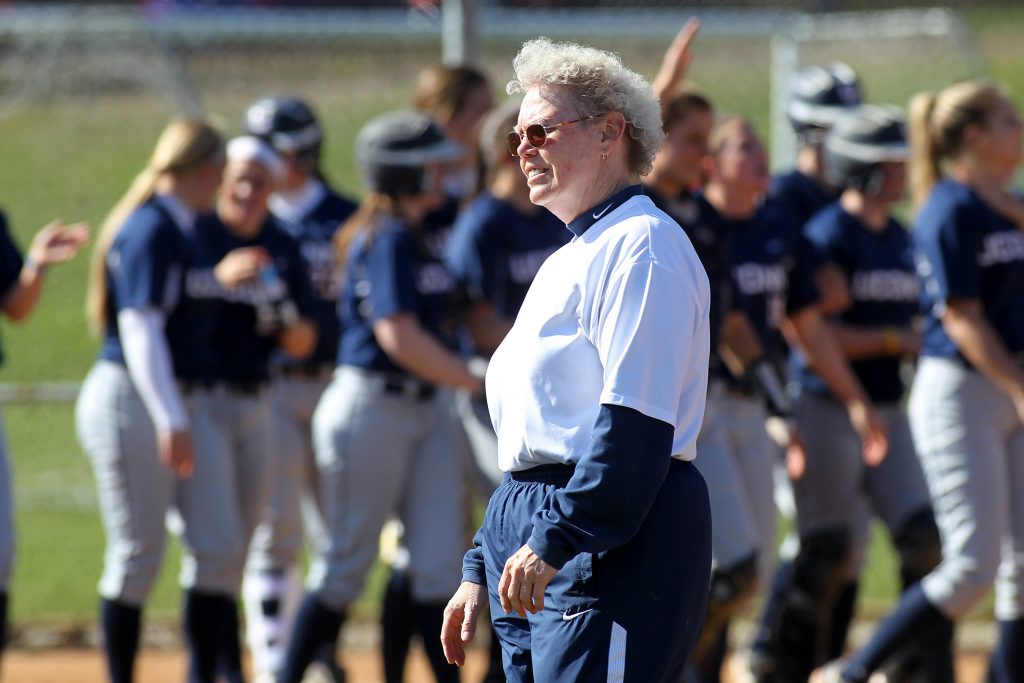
left=526, top=530, right=571, bottom=571
left=461, top=547, right=486, bottom=586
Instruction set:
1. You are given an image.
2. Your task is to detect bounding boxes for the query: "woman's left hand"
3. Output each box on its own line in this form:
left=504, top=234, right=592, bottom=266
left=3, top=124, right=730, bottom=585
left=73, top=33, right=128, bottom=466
left=28, top=221, right=90, bottom=267
left=498, top=544, right=558, bottom=617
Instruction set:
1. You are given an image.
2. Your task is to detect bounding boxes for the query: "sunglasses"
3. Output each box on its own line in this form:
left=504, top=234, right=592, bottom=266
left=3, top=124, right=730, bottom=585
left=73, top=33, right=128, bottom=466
left=506, top=114, right=603, bottom=157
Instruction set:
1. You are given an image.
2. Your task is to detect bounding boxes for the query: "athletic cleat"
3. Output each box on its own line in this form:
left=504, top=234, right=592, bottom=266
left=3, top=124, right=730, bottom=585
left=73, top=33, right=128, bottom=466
left=810, top=660, right=849, bottom=683
left=725, top=650, right=757, bottom=683
left=301, top=660, right=347, bottom=683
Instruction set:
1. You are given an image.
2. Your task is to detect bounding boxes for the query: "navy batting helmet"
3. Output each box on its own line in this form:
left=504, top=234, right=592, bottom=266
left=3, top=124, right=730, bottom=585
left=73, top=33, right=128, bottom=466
left=244, top=96, right=322, bottom=155
left=356, top=110, right=463, bottom=196
left=787, top=63, right=863, bottom=142
left=824, top=105, right=908, bottom=193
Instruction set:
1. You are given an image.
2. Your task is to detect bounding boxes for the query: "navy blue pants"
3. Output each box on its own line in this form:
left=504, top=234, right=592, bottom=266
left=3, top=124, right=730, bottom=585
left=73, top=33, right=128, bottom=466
left=479, top=460, right=711, bottom=682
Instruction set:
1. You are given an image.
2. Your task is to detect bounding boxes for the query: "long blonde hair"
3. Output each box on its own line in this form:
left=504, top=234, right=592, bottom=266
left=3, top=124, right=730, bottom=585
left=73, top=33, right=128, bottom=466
left=86, top=119, right=224, bottom=334
left=908, top=80, right=1005, bottom=209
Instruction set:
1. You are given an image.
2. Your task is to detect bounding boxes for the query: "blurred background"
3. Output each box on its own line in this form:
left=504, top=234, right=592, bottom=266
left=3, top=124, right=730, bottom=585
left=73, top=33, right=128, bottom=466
left=0, top=0, right=1018, bottom=649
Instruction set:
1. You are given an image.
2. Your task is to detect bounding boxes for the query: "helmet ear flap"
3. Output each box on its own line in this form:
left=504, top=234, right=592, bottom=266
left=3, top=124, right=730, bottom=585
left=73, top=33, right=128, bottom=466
left=864, top=166, right=886, bottom=197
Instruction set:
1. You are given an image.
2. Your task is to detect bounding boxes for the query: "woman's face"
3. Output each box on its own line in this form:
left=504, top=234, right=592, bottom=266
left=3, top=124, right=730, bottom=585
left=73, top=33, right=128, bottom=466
left=515, top=86, right=605, bottom=222
left=447, top=83, right=495, bottom=145
left=653, top=109, right=714, bottom=190
left=218, top=159, right=275, bottom=236
left=974, top=96, right=1023, bottom=182
left=874, top=161, right=906, bottom=203
left=194, top=158, right=226, bottom=212
left=710, top=121, right=770, bottom=196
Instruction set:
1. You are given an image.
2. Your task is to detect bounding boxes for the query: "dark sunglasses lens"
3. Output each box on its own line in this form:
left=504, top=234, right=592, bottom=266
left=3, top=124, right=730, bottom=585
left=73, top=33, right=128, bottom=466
left=507, top=131, right=522, bottom=157
left=525, top=124, right=547, bottom=148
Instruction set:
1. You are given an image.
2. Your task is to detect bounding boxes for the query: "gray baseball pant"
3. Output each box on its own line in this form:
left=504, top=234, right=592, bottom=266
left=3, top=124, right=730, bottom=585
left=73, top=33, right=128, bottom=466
left=794, top=391, right=932, bottom=578
left=695, top=382, right=778, bottom=585
left=306, top=366, right=464, bottom=611
left=175, top=385, right=274, bottom=596
left=75, top=361, right=175, bottom=606
left=909, top=357, right=1024, bottom=619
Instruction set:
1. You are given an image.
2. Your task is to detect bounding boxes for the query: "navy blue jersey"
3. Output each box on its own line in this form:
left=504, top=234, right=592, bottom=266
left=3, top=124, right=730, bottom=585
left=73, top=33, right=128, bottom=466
left=0, top=211, right=25, bottom=366
left=915, top=179, right=1024, bottom=361
left=713, top=197, right=819, bottom=387
left=273, top=189, right=356, bottom=367
left=199, top=215, right=318, bottom=384
left=421, top=195, right=461, bottom=260
left=338, top=219, right=459, bottom=375
left=769, top=169, right=840, bottom=230
left=444, top=192, right=569, bottom=319
left=647, top=188, right=731, bottom=365
left=796, top=202, right=919, bottom=403
left=99, top=199, right=220, bottom=382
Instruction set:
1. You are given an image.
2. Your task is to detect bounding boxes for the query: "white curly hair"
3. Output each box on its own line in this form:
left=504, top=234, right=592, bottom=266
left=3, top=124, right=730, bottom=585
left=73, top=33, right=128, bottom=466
left=507, top=37, right=665, bottom=177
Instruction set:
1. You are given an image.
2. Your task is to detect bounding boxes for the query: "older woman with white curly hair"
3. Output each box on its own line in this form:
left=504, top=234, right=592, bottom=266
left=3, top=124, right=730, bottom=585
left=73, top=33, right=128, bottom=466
left=441, top=37, right=713, bottom=681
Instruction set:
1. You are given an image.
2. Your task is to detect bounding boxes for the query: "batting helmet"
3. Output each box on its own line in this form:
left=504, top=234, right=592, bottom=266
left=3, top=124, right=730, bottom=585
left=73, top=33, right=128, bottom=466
left=356, top=110, right=463, bottom=196
left=787, top=63, right=863, bottom=142
left=244, top=96, right=323, bottom=161
left=824, top=105, right=908, bottom=193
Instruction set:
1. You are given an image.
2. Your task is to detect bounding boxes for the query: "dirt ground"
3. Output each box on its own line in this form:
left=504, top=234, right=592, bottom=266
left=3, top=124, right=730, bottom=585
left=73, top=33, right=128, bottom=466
left=3, top=647, right=989, bottom=683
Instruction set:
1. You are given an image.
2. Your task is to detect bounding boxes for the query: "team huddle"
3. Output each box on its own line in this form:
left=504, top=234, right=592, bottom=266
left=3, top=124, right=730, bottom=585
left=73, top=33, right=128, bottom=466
left=0, top=19, right=1020, bottom=683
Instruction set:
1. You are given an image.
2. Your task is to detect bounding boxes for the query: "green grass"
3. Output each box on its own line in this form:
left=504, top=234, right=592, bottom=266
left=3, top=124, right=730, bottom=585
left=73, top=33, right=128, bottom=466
left=0, top=4, right=1021, bottom=626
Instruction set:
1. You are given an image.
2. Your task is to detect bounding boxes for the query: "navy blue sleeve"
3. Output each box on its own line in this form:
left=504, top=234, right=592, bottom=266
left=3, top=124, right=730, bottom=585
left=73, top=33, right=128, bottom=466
left=527, top=404, right=674, bottom=569
left=278, top=230, right=318, bottom=319
left=804, top=209, right=848, bottom=272
left=920, top=202, right=982, bottom=302
left=0, top=212, right=24, bottom=300
left=445, top=203, right=502, bottom=304
left=786, top=232, right=821, bottom=315
left=462, top=530, right=487, bottom=585
left=366, top=229, right=420, bottom=321
left=110, top=211, right=180, bottom=312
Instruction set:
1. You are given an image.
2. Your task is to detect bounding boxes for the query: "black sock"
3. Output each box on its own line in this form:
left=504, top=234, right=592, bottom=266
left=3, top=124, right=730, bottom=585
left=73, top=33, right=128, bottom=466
left=842, top=584, right=950, bottom=683
left=411, top=601, right=459, bottom=683
left=991, top=619, right=1024, bottom=683
left=826, top=582, right=858, bottom=661
left=217, top=596, right=245, bottom=683
left=183, top=589, right=225, bottom=683
left=101, top=598, right=141, bottom=683
left=381, top=570, right=415, bottom=683
left=278, top=595, right=345, bottom=683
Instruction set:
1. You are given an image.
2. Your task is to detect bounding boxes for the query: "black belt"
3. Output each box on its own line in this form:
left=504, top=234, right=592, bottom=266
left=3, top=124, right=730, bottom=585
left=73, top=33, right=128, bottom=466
left=382, top=374, right=436, bottom=401
left=220, top=380, right=268, bottom=396
left=276, top=363, right=334, bottom=381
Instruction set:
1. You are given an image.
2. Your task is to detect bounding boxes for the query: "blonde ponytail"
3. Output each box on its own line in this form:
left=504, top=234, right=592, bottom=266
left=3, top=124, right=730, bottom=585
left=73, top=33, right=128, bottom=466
left=908, top=91, right=941, bottom=211
left=86, top=119, right=224, bottom=334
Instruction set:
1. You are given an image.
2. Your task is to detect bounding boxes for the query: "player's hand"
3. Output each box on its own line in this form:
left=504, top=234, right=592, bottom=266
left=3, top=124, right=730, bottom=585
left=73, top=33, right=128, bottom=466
left=440, top=580, right=486, bottom=667
left=158, top=429, right=195, bottom=478
left=785, top=426, right=807, bottom=481
left=214, top=247, right=269, bottom=288
left=846, top=399, right=888, bottom=467
left=28, top=221, right=90, bottom=267
left=498, top=543, right=557, bottom=617
left=652, top=17, right=700, bottom=99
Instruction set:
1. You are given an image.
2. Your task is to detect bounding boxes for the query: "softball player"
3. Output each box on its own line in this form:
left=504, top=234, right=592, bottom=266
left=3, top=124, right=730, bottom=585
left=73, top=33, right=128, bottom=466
left=761, top=107, right=945, bottom=683
left=771, top=63, right=863, bottom=226
left=241, top=96, right=357, bottom=683
left=685, top=117, right=886, bottom=683
left=813, top=81, right=1024, bottom=683
left=0, top=211, right=87, bottom=673
left=748, top=64, right=866, bottom=678
left=76, top=119, right=226, bottom=683
left=190, top=136, right=319, bottom=683
left=276, top=110, right=483, bottom=683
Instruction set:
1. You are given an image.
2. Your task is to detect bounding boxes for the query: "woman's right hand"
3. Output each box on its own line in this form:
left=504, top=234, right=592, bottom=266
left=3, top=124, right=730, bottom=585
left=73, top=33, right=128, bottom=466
left=214, top=247, right=268, bottom=288
left=441, top=581, right=486, bottom=667
left=846, top=398, right=888, bottom=466
left=158, top=429, right=195, bottom=478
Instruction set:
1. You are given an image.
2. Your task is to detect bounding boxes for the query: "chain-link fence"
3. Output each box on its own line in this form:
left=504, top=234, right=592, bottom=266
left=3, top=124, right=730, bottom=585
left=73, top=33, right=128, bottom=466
left=0, top=0, right=1011, bottom=631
